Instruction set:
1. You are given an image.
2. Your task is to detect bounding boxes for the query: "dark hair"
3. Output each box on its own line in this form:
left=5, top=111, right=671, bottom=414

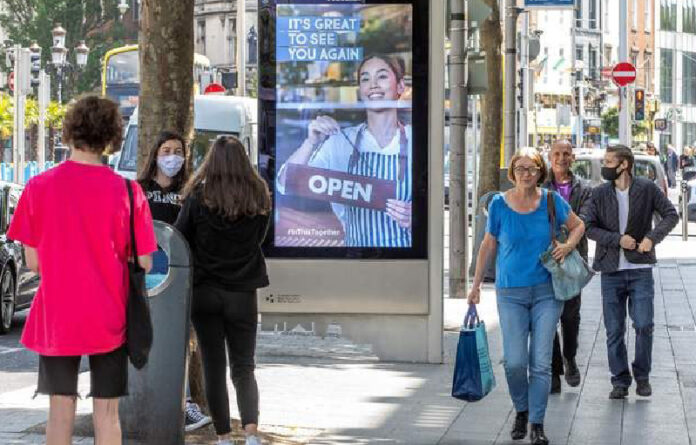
left=357, top=54, right=405, bottom=84
left=607, top=144, right=634, bottom=174
left=182, top=136, right=271, bottom=218
left=508, top=147, right=548, bottom=185
left=62, top=95, right=122, bottom=154
left=137, top=130, right=190, bottom=191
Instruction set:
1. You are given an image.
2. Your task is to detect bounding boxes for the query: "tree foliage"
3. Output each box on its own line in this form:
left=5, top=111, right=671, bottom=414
left=0, top=0, right=138, bottom=100
left=0, top=91, right=66, bottom=137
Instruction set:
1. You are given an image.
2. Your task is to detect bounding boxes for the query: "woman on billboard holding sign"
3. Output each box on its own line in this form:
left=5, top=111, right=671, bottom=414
left=278, top=54, right=413, bottom=248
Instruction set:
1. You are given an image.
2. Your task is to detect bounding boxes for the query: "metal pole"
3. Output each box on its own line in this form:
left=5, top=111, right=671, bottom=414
left=683, top=180, right=689, bottom=241
left=57, top=67, right=63, bottom=104
left=12, top=45, right=21, bottom=184
left=38, top=70, right=48, bottom=169
left=577, top=80, right=584, bottom=148
left=504, top=0, right=518, bottom=165
left=448, top=0, right=468, bottom=299
left=619, top=0, right=631, bottom=146
left=236, top=0, right=247, bottom=96
left=472, top=95, right=479, bottom=226
left=519, top=12, right=529, bottom=149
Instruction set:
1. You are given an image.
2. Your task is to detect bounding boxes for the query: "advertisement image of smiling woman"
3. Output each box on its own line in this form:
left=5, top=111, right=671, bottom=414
left=278, top=54, right=413, bottom=248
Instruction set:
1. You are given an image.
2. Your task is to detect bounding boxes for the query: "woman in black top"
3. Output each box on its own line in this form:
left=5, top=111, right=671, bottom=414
left=137, top=130, right=189, bottom=224
left=138, top=131, right=212, bottom=431
left=175, top=136, right=270, bottom=445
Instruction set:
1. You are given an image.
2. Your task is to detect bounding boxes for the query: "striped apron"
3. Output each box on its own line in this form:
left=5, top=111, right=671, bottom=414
left=343, top=124, right=412, bottom=247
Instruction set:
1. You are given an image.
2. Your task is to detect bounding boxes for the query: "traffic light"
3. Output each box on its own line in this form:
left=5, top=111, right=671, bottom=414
left=516, top=68, right=524, bottom=110
left=634, top=89, right=645, bottom=121
left=572, top=86, right=580, bottom=115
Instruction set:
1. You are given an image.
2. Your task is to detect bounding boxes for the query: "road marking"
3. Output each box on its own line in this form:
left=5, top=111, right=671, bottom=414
left=0, top=346, right=24, bottom=355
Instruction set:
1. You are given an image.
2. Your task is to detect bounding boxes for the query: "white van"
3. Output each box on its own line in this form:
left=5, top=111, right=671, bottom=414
left=115, top=95, right=257, bottom=179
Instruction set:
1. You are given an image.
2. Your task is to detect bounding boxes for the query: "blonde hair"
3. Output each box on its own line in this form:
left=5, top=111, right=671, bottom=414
left=508, top=148, right=548, bottom=185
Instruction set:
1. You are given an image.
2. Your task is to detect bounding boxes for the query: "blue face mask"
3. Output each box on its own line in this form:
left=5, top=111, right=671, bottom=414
left=157, top=154, right=185, bottom=178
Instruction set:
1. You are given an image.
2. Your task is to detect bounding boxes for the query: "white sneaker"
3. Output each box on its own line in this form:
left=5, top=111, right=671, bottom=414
left=245, top=434, right=263, bottom=445
left=184, top=402, right=212, bottom=432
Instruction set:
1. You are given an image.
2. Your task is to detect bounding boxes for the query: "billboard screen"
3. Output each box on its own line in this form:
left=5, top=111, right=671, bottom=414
left=258, top=0, right=428, bottom=259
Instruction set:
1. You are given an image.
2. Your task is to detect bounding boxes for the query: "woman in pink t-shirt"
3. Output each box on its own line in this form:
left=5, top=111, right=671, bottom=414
left=8, top=95, right=157, bottom=445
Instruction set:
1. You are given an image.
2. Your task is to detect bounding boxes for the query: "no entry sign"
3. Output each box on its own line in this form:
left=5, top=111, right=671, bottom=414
left=612, top=62, right=637, bottom=87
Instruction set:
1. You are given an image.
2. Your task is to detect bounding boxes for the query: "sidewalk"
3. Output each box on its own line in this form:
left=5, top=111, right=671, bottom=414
left=1, top=240, right=695, bottom=444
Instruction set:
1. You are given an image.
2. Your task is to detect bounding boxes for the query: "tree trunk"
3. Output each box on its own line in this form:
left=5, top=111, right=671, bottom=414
left=139, top=0, right=204, bottom=410
left=478, top=0, right=503, bottom=201
left=138, top=0, right=195, bottom=176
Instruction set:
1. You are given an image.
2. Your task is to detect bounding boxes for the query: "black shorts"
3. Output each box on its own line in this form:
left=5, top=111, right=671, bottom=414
left=37, top=345, right=128, bottom=398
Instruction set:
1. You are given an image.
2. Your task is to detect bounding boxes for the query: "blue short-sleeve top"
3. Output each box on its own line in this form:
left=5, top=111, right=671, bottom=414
left=486, top=189, right=571, bottom=289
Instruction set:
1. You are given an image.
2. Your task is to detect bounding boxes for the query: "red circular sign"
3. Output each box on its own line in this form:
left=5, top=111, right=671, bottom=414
left=611, top=62, right=637, bottom=87
left=8, top=71, right=14, bottom=92
left=203, top=83, right=226, bottom=95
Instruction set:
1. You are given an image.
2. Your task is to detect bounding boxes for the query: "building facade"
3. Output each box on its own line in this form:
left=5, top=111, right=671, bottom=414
left=655, top=0, right=696, bottom=151
left=194, top=0, right=258, bottom=92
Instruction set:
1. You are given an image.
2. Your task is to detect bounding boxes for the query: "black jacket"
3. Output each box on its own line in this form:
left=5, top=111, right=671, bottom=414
left=174, top=194, right=270, bottom=291
left=542, top=173, right=593, bottom=260
left=584, top=177, right=678, bottom=273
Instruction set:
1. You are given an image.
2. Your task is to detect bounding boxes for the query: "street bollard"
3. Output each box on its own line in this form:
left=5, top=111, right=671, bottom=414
left=682, top=180, right=689, bottom=241
left=120, top=221, right=193, bottom=444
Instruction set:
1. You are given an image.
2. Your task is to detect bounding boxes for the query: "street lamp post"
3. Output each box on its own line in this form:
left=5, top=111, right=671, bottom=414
left=49, top=24, right=90, bottom=104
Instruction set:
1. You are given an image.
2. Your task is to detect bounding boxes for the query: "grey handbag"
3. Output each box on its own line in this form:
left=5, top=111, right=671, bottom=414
left=540, top=191, right=594, bottom=301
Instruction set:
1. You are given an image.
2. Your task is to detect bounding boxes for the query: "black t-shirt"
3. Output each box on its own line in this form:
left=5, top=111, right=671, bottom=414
left=174, top=194, right=270, bottom=291
left=140, top=179, right=182, bottom=225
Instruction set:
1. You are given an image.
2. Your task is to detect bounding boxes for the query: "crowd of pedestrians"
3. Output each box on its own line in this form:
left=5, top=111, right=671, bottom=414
left=469, top=141, right=678, bottom=445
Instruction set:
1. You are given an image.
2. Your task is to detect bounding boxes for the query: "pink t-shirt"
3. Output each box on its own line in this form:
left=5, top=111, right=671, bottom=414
left=7, top=161, right=157, bottom=356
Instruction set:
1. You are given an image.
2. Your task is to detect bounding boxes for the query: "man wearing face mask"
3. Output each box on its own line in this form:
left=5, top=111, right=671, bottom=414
left=584, top=145, right=678, bottom=400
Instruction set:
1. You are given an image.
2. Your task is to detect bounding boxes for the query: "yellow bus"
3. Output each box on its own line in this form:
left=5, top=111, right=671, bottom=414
left=101, top=45, right=213, bottom=120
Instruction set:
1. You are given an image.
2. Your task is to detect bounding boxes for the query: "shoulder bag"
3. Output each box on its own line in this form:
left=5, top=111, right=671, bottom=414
left=125, top=179, right=153, bottom=369
left=540, top=190, right=594, bottom=301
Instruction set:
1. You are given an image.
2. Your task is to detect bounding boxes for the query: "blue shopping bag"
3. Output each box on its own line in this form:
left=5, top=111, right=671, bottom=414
left=451, top=304, right=496, bottom=402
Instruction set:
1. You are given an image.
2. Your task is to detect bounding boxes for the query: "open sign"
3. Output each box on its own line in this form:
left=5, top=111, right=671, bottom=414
left=284, top=164, right=396, bottom=210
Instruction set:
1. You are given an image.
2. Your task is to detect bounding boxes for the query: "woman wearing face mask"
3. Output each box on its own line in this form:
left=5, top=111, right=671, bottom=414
left=137, top=131, right=212, bottom=432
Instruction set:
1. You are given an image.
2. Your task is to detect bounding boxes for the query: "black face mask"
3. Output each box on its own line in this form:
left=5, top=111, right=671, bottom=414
left=601, top=165, right=623, bottom=181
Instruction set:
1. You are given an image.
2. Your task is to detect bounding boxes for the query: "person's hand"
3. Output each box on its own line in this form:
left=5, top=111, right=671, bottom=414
left=467, top=286, right=481, bottom=304
left=307, top=116, right=340, bottom=146
left=620, top=234, right=637, bottom=250
left=552, top=242, right=573, bottom=262
left=386, top=199, right=412, bottom=229
left=637, top=237, right=654, bottom=253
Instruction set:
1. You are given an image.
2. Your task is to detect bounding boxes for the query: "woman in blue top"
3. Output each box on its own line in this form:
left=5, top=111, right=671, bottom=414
left=468, top=148, right=585, bottom=445
left=278, top=54, right=412, bottom=247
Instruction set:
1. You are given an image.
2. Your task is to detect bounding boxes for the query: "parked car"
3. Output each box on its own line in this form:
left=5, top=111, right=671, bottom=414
left=0, top=181, right=40, bottom=334
left=572, top=150, right=669, bottom=195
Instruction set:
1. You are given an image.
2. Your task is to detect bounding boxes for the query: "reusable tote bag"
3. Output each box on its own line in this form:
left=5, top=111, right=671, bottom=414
left=452, top=304, right=496, bottom=402
left=539, top=191, right=594, bottom=301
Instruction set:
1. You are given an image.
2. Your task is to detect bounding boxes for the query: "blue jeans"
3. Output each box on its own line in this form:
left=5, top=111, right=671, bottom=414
left=601, top=268, right=655, bottom=388
left=497, top=282, right=563, bottom=424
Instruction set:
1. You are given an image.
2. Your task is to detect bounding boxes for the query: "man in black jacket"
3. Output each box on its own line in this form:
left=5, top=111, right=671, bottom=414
left=543, top=140, right=592, bottom=394
left=585, top=145, right=678, bottom=399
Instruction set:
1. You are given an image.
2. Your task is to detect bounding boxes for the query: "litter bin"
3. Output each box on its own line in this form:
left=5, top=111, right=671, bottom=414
left=469, top=191, right=498, bottom=282
left=120, top=221, right=193, bottom=444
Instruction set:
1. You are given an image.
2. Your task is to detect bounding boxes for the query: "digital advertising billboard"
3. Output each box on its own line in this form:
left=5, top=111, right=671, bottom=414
left=258, top=0, right=429, bottom=259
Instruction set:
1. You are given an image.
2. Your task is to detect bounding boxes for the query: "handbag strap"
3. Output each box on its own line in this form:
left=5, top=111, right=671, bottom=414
left=463, top=304, right=480, bottom=329
left=546, top=189, right=557, bottom=245
left=125, top=179, right=139, bottom=265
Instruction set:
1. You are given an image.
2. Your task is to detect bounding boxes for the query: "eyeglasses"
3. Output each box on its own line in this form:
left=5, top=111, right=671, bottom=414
left=513, top=166, right=541, bottom=176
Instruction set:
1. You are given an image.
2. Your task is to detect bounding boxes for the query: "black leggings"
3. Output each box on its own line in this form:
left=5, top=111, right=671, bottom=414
left=191, top=286, right=259, bottom=435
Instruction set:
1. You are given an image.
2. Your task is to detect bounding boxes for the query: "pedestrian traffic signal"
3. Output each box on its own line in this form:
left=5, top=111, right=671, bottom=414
left=572, top=86, right=581, bottom=115
left=635, top=89, right=645, bottom=121
left=516, top=68, right=524, bottom=110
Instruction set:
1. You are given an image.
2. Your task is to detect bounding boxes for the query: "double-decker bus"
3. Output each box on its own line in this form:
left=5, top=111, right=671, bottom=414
left=101, top=45, right=213, bottom=120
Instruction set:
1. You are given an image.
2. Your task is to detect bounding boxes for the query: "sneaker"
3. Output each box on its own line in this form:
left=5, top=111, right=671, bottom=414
left=245, top=435, right=263, bottom=445
left=564, top=358, right=581, bottom=387
left=636, top=380, right=652, bottom=397
left=550, top=374, right=561, bottom=394
left=530, top=423, right=549, bottom=445
left=511, top=410, right=528, bottom=440
left=609, top=385, right=629, bottom=399
left=185, top=402, right=212, bottom=432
